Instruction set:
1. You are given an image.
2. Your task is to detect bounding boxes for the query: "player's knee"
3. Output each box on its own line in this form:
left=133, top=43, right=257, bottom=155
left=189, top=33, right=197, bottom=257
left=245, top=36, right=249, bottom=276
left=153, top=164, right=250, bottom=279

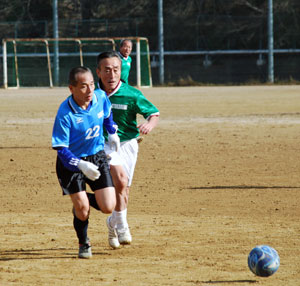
left=100, top=201, right=116, bottom=214
left=75, top=207, right=90, bottom=221
left=115, top=175, right=128, bottom=193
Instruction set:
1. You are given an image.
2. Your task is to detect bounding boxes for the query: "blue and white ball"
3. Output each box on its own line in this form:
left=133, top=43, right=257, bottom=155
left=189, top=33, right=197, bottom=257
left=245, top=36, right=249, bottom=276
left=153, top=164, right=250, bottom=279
left=248, top=245, right=280, bottom=277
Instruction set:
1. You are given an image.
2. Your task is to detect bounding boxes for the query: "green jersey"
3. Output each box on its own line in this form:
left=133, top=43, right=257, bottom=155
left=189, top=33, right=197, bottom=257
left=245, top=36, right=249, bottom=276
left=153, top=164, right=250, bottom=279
left=119, top=52, right=132, bottom=84
left=99, top=81, right=159, bottom=142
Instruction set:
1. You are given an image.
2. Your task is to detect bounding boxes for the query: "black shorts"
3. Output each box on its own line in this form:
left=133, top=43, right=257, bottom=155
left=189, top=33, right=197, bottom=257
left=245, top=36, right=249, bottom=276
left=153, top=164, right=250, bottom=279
left=56, top=150, right=114, bottom=195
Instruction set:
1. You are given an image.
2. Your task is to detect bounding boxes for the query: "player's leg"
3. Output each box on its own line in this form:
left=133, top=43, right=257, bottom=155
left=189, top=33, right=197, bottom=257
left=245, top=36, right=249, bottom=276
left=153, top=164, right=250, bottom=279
left=94, top=187, right=116, bottom=213
left=70, top=191, right=90, bottom=245
left=70, top=191, right=92, bottom=258
left=110, top=139, right=138, bottom=245
left=108, top=164, right=130, bottom=246
left=103, top=143, right=129, bottom=248
left=56, top=157, right=92, bottom=258
left=93, top=185, right=120, bottom=248
left=93, top=185, right=119, bottom=249
left=89, top=168, right=119, bottom=248
left=110, top=164, right=129, bottom=211
left=86, top=192, right=101, bottom=210
left=71, top=191, right=90, bottom=221
left=87, top=150, right=120, bottom=249
left=88, top=150, right=116, bottom=213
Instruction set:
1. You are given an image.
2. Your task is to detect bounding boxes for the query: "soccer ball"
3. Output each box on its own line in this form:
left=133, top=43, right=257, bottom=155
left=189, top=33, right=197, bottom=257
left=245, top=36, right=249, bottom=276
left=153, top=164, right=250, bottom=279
left=248, top=245, right=280, bottom=277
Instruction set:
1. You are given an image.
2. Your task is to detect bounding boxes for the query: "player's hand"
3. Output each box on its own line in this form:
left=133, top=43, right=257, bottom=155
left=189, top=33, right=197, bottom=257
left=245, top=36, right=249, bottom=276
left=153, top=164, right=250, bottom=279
left=137, top=115, right=159, bottom=135
left=77, top=160, right=100, bottom=181
left=137, top=122, right=152, bottom=135
left=108, top=133, right=120, bottom=152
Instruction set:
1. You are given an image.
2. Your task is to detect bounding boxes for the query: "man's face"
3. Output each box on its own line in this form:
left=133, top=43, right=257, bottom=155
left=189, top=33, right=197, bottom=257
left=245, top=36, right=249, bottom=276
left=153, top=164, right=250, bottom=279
left=69, top=71, right=95, bottom=108
left=120, top=41, right=132, bottom=58
left=96, top=57, right=121, bottom=93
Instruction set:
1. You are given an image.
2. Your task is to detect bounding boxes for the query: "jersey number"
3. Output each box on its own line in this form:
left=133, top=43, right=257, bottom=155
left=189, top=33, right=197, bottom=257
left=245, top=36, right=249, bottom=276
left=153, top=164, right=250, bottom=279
left=86, top=125, right=100, bottom=140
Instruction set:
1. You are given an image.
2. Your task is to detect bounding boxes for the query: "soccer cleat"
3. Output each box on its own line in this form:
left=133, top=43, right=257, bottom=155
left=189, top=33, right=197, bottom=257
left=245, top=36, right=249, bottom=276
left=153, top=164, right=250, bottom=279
left=117, top=227, right=132, bottom=245
left=78, top=238, right=92, bottom=259
left=106, top=216, right=120, bottom=249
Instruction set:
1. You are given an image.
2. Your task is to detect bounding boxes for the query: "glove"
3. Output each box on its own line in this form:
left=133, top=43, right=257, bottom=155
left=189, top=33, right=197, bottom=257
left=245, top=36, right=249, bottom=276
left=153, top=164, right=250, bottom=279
left=77, top=160, right=100, bottom=181
left=108, top=133, right=120, bottom=152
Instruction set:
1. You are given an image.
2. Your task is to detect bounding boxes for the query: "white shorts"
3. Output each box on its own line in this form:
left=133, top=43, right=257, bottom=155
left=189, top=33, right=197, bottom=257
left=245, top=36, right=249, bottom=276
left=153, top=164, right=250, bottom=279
left=104, top=138, right=139, bottom=186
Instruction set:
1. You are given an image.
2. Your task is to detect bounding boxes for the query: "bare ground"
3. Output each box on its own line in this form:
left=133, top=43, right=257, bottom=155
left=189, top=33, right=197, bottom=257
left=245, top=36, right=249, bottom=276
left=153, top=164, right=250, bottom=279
left=0, top=85, right=299, bottom=286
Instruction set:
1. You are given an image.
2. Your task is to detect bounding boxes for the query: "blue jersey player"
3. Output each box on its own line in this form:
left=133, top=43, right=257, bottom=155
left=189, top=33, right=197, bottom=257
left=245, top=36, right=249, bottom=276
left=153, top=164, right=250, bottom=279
left=52, top=66, right=120, bottom=258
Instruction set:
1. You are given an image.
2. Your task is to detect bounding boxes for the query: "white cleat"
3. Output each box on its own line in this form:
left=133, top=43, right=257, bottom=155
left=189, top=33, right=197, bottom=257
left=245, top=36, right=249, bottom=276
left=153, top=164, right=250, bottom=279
left=106, top=216, right=120, bottom=249
left=117, top=227, right=132, bottom=245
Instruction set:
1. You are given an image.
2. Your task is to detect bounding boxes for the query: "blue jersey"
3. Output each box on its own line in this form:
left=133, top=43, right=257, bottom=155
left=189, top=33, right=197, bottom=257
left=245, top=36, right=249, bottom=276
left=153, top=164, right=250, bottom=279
left=52, top=89, right=111, bottom=158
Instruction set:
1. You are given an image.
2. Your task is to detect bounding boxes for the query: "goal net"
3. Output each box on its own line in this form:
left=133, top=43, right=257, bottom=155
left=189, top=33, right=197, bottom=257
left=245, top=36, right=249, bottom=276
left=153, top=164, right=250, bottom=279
left=2, top=37, right=152, bottom=88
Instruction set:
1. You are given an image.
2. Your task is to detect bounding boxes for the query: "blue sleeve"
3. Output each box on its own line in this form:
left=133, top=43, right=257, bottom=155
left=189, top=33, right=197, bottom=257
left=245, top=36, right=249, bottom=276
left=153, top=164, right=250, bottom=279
left=94, top=88, right=117, bottom=134
left=52, top=113, right=71, bottom=149
left=104, top=111, right=118, bottom=134
left=57, top=147, right=80, bottom=172
left=102, top=91, right=112, bottom=118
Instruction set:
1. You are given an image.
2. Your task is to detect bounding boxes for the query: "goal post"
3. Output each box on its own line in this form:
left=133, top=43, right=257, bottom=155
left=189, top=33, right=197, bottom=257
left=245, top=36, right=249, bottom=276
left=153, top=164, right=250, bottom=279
left=2, top=37, right=152, bottom=88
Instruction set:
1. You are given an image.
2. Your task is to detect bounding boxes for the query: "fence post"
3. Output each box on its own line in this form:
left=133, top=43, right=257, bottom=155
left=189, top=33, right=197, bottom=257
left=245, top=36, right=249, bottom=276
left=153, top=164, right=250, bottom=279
left=53, top=0, right=59, bottom=86
left=268, top=0, right=274, bottom=83
left=158, top=0, right=164, bottom=85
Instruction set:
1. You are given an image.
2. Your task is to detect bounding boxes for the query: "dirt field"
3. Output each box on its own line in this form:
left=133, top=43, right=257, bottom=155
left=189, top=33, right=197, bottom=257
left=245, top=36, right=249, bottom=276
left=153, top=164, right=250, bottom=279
left=0, top=85, right=299, bottom=286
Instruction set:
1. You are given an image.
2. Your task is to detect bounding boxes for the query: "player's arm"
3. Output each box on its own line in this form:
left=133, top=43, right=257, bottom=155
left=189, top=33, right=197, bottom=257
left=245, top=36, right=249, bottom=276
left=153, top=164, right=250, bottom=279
left=135, top=89, right=159, bottom=135
left=55, top=147, right=100, bottom=181
left=103, top=111, right=118, bottom=134
left=103, top=110, right=120, bottom=151
left=137, top=113, right=159, bottom=135
left=55, top=147, right=80, bottom=172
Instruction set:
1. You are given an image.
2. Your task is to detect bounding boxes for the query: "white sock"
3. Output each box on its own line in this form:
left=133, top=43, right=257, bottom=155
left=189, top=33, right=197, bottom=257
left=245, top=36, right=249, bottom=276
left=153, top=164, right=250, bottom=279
left=111, top=209, right=128, bottom=230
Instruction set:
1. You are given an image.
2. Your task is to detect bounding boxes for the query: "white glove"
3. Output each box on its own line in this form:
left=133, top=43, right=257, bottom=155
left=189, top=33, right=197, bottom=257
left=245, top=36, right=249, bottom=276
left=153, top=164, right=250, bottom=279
left=77, top=160, right=100, bottom=181
left=108, top=133, right=120, bottom=152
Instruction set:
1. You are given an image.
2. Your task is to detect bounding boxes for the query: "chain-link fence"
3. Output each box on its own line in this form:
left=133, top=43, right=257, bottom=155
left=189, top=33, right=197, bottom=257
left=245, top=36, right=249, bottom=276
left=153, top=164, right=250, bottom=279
left=1, top=15, right=300, bottom=86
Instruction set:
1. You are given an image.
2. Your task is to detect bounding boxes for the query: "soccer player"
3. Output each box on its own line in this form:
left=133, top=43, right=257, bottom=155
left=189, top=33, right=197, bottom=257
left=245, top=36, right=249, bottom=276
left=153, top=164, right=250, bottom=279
left=118, top=39, right=133, bottom=84
left=52, top=66, right=120, bottom=258
left=95, top=51, right=159, bottom=249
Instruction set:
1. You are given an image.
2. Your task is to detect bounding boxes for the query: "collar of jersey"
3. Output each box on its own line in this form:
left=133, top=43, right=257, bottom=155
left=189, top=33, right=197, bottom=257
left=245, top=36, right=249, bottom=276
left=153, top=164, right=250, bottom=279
left=97, top=80, right=122, bottom=98
left=107, top=81, right=122, bottom=98
left=68, top=93, right=97, bottom=114
left=118, top=51, right=124, bottom=60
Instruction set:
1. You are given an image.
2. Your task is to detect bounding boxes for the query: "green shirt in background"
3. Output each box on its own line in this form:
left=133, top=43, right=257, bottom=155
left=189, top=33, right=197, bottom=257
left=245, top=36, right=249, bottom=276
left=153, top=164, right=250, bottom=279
left=119, top=52, right=132, bottom=84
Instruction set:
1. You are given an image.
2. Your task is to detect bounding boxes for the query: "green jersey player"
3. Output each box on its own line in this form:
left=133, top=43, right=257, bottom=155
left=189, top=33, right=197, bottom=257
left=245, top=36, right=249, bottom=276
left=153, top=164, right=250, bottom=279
left=118, top=39, right=133, bottom=84
left=96, top=51, right=159, bottom=249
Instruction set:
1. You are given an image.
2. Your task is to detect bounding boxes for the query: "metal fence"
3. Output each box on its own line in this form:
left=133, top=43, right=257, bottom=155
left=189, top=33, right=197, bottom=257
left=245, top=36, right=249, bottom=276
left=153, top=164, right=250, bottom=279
left=1, top=15, right=300, bottom=86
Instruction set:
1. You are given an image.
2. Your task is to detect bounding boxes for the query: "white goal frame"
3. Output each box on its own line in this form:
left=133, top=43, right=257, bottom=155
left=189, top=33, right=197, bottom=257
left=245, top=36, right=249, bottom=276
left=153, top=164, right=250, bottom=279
left=2, top=37, right=152, bottom=89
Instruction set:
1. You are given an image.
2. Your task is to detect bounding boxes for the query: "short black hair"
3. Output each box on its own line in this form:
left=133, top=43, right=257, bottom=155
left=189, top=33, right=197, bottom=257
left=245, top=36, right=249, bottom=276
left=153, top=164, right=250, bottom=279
left=69, top=66, right=92, bottom=86
left=96, top=51, right=121, bottom=68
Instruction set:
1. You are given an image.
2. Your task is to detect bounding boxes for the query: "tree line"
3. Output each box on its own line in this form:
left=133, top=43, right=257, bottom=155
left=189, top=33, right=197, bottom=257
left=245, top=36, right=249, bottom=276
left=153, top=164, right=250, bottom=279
left=0, top=0, right=300, bottom=50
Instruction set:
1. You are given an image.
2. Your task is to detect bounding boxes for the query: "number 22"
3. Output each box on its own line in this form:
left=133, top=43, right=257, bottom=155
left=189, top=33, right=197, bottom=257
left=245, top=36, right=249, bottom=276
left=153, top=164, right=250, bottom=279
left=86, top=125, right=100, bottom=140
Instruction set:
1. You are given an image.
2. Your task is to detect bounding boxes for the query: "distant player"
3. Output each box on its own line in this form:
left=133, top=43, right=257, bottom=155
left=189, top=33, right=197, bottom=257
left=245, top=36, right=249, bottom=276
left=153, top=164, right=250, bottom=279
left=118, top=39, right=133, bottom=84
left=52, top=66, right=120, bottom=258
left=96, top=51, right=159, bottom=249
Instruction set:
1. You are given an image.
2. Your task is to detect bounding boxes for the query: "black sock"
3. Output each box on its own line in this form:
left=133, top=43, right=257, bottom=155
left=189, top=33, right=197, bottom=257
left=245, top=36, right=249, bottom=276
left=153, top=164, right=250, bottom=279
left=73, top=214, right=89, bottom=245
left=86, top=193, right=101, bottom=211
